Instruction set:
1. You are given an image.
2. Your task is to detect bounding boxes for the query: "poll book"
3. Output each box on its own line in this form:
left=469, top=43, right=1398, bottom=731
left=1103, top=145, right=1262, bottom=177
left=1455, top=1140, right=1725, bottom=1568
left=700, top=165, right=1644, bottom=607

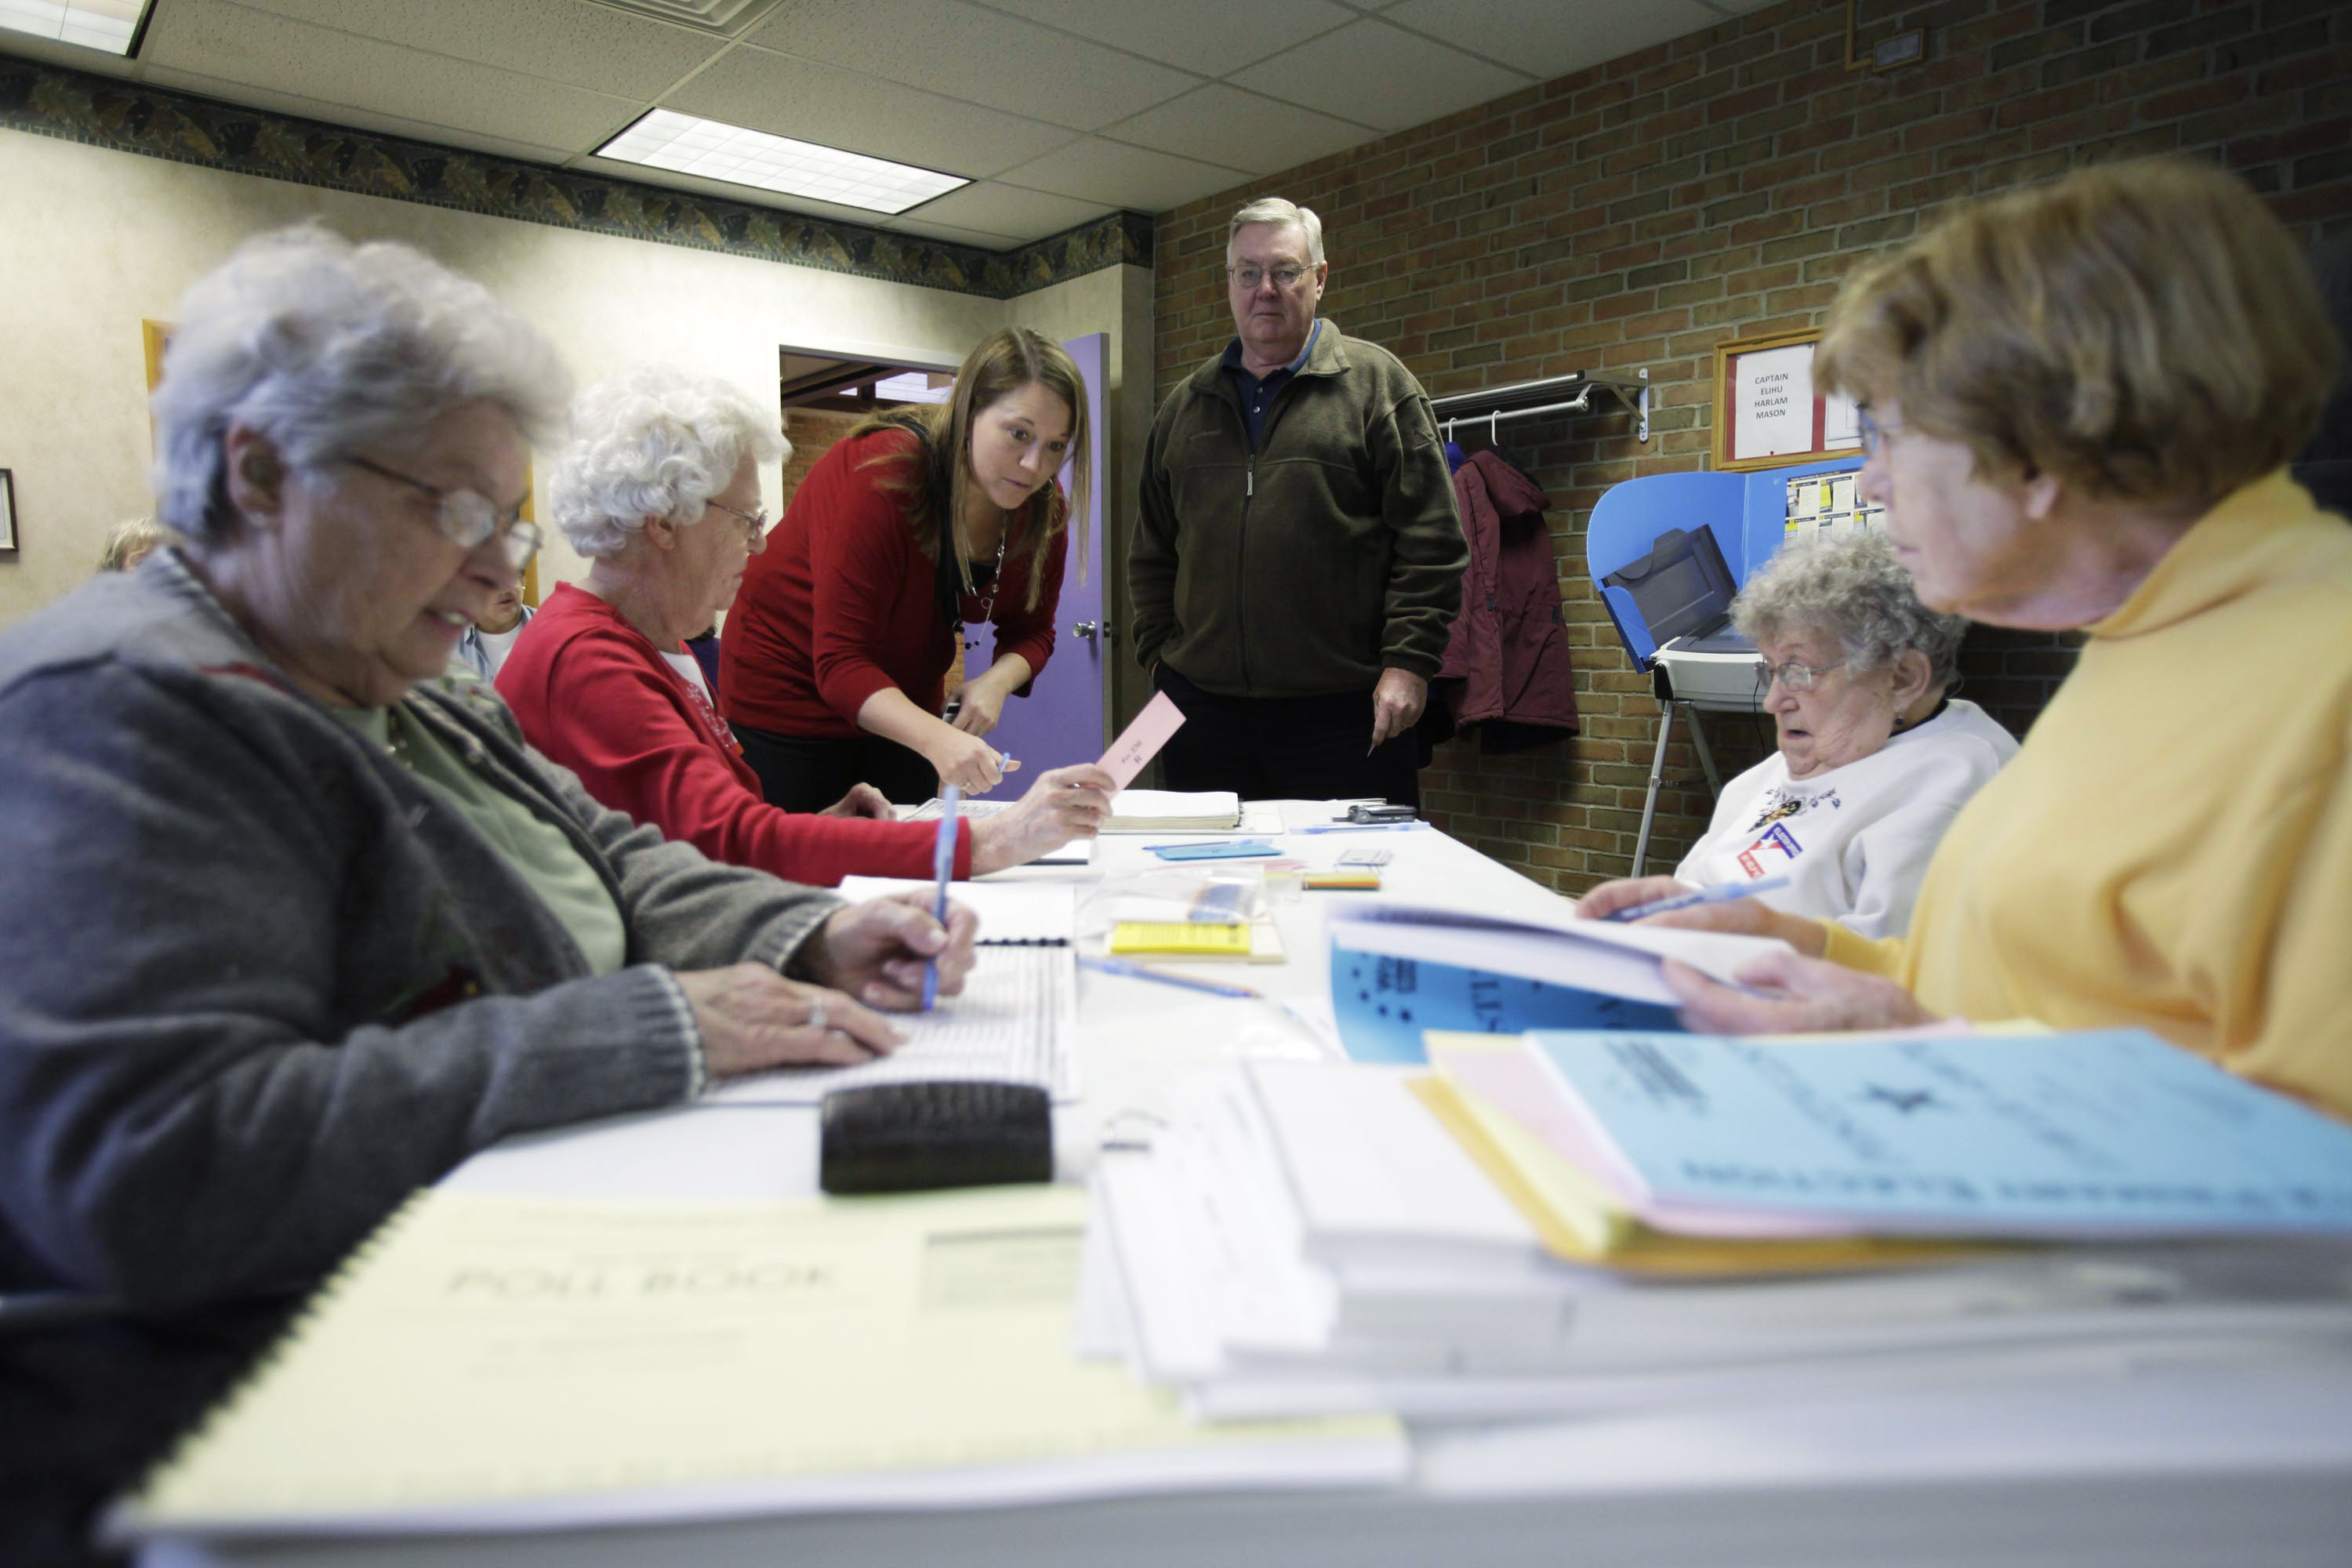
left=111, top=1185, right=1403, bottom=1544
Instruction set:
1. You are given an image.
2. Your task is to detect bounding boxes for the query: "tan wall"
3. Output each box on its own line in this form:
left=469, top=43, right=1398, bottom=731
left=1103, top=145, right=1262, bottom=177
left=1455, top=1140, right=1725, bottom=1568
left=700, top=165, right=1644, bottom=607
left=0, top=126, right=1138, bottom=631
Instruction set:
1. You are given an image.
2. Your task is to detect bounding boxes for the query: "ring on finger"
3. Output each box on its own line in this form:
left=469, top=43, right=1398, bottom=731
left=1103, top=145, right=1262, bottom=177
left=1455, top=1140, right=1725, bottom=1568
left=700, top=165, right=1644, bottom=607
left=806, top=997, right=829, bottom=1034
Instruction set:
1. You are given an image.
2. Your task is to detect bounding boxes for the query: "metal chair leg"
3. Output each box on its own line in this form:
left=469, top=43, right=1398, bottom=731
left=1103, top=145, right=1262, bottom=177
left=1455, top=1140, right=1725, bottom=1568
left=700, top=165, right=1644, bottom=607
left=1631, top=699, right=1679, bottom=878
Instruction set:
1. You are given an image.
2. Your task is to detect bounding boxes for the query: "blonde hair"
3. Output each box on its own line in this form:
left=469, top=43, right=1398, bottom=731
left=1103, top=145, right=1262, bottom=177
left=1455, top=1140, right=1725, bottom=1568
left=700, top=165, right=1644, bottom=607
left=852, top=328, right=1091, bottom=611
left=97, top=516, right=175, bottom=572
left=1816, top=158, right=2339, bottom=508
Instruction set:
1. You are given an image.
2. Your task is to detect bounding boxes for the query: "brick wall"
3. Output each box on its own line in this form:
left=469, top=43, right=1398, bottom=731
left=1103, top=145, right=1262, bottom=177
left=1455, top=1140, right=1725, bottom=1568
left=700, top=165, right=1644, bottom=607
left=1151, top=0, right=2348, bottom=895
left=779, top=406, right=864, bottom=510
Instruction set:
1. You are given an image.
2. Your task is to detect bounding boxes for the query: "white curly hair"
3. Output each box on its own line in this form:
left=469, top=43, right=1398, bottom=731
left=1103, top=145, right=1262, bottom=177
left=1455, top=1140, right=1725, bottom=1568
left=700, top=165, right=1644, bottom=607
left=1733, top=532, right=1969, bottom=686
left=548, top=366, right=789, bottom=559
left=150, top=224, right=569, bottom=546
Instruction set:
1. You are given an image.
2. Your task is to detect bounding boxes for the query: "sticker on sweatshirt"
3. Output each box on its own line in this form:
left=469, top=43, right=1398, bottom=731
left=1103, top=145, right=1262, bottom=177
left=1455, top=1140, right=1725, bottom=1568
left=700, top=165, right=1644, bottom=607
left=1737, top=821, right=1805, bottom=880
left=1743, top=785, right=1842, bottom=835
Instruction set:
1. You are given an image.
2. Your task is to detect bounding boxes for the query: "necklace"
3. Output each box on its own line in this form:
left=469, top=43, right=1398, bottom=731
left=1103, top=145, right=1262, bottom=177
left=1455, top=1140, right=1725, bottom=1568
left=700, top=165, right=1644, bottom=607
left=960, top=523, right=1010, bottom=652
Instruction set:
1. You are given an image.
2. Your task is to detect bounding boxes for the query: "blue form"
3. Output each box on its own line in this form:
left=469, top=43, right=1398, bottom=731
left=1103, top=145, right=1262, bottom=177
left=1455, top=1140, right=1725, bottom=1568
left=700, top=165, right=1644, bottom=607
left=1328, top=942, right=1680, bottom=1065
left=1531, top=1029, right=2352, bottom=1236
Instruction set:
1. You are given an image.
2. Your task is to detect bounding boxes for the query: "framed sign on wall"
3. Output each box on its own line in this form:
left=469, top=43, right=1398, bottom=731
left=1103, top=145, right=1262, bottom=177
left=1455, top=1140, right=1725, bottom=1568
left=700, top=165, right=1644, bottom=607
left=1712, top=328, right=1866, bottom=472
left=1, top=468, right=17, bottom=556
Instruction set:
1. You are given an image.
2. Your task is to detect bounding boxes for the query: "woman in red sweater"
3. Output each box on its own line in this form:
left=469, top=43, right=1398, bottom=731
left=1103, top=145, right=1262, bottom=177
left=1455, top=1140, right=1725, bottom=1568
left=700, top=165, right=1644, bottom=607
left=498, top=365, right=1110, bottom=887
left=721, top=328, right=1092, bottom=808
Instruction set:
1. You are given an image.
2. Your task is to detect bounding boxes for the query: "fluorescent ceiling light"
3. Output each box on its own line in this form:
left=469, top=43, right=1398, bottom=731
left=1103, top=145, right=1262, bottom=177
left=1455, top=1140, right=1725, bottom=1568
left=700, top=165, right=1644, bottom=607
left=0, top=0, right=151, bottom=54
left=597, top=110, right=968, bottom=217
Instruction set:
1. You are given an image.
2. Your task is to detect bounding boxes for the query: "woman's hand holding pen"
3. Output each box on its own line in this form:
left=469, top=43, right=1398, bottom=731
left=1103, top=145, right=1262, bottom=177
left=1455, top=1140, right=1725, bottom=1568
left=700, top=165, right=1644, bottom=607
left=804, top=892, right=979, bottom=1009
left=1575, top=876, right=1828, bottom=956
left=926, top=724, right=1019, bottom=795
left=969, top=764, right=1116, bottom=874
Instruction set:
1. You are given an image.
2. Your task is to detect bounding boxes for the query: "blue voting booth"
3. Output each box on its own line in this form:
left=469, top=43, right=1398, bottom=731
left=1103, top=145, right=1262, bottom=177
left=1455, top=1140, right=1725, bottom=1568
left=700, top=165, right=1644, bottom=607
left=1585, top=456, right=1880, bottom=874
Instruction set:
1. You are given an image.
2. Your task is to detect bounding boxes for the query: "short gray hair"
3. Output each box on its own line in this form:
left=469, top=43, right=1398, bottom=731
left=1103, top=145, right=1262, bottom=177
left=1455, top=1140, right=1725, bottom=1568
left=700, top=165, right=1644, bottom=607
left=548, top=366, right=788, bottom=559
left=151, top=225, right=569, bottom=546
left=1733, top=532, right=1968, bottom=687
left=1228, top=197, right=1324, bottom=266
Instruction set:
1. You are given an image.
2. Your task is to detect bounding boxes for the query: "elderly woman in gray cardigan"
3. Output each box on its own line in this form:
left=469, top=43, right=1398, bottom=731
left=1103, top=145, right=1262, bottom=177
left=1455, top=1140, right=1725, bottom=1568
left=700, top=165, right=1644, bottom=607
left=0, top=227, right=976, bottom=1310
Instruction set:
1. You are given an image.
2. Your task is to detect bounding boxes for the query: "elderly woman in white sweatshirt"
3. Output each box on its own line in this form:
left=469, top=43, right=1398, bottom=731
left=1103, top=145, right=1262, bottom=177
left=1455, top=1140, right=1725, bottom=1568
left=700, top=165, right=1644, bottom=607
left=1646, top=532, right=2016, bottom=938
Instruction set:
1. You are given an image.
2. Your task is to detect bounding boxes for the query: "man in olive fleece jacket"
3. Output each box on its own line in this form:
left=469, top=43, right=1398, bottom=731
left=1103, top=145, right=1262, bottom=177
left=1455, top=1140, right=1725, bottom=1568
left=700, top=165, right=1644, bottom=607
left=1130, top=198, right=1465, bottom=810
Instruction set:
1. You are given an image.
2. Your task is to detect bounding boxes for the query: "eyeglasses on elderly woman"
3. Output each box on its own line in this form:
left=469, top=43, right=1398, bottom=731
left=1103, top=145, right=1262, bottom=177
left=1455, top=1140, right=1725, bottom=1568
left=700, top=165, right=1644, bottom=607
left=1755, top=656, right=1847, bottom=694
left=339, top=453, right=542, bottom=569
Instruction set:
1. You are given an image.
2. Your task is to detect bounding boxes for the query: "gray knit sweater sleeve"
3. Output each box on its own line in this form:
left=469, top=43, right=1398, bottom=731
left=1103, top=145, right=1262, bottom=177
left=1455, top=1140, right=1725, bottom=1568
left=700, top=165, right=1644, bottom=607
left=0, top=580, right=837, bottom=1308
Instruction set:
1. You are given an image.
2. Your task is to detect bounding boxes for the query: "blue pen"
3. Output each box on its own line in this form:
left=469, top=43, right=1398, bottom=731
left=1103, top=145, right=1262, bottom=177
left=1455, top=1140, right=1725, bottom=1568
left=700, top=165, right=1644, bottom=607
left=1602, top=872, right=1791, bottom=924
left=1077, top=954, right=1259, bottom=999
left=923, top=783, right=960, bottom=1010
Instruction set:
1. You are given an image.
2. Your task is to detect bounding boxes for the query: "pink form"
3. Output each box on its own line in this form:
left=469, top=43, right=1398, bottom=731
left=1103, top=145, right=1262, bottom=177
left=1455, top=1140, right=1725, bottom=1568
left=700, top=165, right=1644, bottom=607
left=1096, top=689, right=1187, bottom=790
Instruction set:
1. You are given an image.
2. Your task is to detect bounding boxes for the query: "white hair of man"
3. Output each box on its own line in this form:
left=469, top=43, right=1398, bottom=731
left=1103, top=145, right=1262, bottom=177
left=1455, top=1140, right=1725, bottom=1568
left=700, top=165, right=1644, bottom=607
left=1733, top=532, right=1969, bottom=688
left=548, top=365, right=789, bottom=560
left=150, top=223, right=570, bottom=547
left=1228, top=197, right=1325, bottom=266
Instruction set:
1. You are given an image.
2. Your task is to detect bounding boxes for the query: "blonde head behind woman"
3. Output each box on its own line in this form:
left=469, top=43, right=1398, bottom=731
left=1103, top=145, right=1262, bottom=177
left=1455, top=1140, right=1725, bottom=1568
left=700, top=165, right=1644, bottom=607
left=97, top=516, right=176, bottom=572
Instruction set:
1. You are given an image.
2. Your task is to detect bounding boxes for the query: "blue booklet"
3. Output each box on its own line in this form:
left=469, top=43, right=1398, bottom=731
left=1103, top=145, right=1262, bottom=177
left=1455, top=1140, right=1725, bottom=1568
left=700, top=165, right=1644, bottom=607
left=1530, top=1029, right=2352, bottom=1237
left=1330, top=949, right=1680, bottom=1065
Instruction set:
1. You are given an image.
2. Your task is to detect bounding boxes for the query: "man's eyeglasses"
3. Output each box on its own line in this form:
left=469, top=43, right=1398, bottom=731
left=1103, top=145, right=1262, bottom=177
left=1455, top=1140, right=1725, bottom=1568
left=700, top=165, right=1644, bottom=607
left=1857, top=408, right=1905, bottom=459
left=702, top=497, right=769, bottom=542
left=1755, top=658, right=1846, bottom=694
left=1228, top=263, right=1309, bottom=292
left=342, top=456, right=540, bottom=570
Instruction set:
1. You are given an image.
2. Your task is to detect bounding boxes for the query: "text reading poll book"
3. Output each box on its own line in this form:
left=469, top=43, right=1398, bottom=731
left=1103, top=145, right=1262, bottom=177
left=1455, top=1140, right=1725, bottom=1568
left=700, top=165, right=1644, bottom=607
left=1529, top=1029, right=2352, bottom=1240
left=1321, top=900, right=1791, bottom=1065
left=111, top=1187, right=1403, bottom=1544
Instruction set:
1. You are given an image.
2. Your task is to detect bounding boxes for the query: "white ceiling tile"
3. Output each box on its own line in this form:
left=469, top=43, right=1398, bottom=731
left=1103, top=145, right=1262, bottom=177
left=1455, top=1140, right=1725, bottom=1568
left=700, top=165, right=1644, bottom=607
left=667, top=45, right=1076, bottom=178
left=201, top=0, right=724, bottom=98
left=138, top=64, right=583, bottom=165
left=1383, top=0, right=1721, bottom=81
left=140, top=0, right=644, bottom=151
left=995, top=137, right=1248, bottom=212
left=973, top=0, right=1356, bottom=78
left=1100, top=84, right=1374, bottom=177
left=898, top=181, right=1110, bottom=242
left=1228, top=16, right=1531, bottom=132
left=742, top=0, right=1200, bottom=132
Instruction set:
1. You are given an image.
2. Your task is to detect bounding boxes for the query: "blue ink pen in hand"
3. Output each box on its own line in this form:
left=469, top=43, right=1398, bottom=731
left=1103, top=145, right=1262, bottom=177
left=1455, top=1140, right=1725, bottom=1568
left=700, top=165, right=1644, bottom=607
left=922, top=783, right=960, bottom=1011
left=1602, top=873, right=1791, bottom=924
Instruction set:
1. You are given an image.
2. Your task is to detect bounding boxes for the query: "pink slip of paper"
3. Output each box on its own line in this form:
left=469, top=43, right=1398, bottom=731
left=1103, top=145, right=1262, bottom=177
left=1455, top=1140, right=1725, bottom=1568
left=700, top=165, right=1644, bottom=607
left=1098, top=689, right=1187, bottom=791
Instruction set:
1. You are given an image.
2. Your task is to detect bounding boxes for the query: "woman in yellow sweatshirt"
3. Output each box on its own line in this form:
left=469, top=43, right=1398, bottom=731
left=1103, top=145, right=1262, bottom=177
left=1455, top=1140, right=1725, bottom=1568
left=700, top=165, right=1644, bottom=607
left=1579, top=158, right=2350, bottom=1120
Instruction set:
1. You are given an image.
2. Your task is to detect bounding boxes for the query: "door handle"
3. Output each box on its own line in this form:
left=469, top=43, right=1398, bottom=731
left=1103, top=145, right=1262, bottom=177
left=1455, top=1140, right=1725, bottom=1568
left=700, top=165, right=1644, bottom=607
left=1072, top=620, right=1099, bottom=641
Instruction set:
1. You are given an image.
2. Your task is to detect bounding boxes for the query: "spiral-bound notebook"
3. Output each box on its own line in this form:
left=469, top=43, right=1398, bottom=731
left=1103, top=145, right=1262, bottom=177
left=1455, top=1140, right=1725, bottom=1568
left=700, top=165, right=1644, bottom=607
left=838, top=877, right=1074, bottom=946
left=107, top=1187, right=1405, bottom=1543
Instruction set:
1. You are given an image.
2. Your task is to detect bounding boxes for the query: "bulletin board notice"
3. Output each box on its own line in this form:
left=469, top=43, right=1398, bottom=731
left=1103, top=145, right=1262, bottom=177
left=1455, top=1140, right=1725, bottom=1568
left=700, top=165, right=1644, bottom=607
left=1713, top=328, right=1864, bottom=472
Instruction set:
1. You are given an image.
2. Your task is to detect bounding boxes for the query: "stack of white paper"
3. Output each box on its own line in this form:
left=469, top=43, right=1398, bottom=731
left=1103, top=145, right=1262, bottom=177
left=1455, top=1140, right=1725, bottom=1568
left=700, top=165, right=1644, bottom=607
left=1102, top=789, right=1243, bottom=833
left=1076, top=1060, right=2352, bottom=1423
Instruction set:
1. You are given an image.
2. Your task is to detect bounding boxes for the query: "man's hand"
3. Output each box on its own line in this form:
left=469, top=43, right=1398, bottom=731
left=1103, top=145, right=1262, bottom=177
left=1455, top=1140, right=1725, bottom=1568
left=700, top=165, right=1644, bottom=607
left=1660, top=950, right=1939, bottom=1036
left=799, top=891, right=980, bottom=1011
left=673, top=967, right=902, bottom=1079
left=818, top=782, right=894, bottom=820
left=1369, top=667, right=1428, bottom=750
left=969, top=764, right=1116, bottom=874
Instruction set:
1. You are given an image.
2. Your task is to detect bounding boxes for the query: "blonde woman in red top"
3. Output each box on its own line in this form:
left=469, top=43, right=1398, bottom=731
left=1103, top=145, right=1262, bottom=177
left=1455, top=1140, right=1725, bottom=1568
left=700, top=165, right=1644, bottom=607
left=722, top=328, right=1092, bottom=809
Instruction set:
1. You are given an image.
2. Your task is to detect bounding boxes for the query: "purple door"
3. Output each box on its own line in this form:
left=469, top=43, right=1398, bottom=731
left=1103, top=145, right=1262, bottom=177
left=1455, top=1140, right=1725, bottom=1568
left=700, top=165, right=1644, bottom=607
left=968, top=332, right=1107, bottom=771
